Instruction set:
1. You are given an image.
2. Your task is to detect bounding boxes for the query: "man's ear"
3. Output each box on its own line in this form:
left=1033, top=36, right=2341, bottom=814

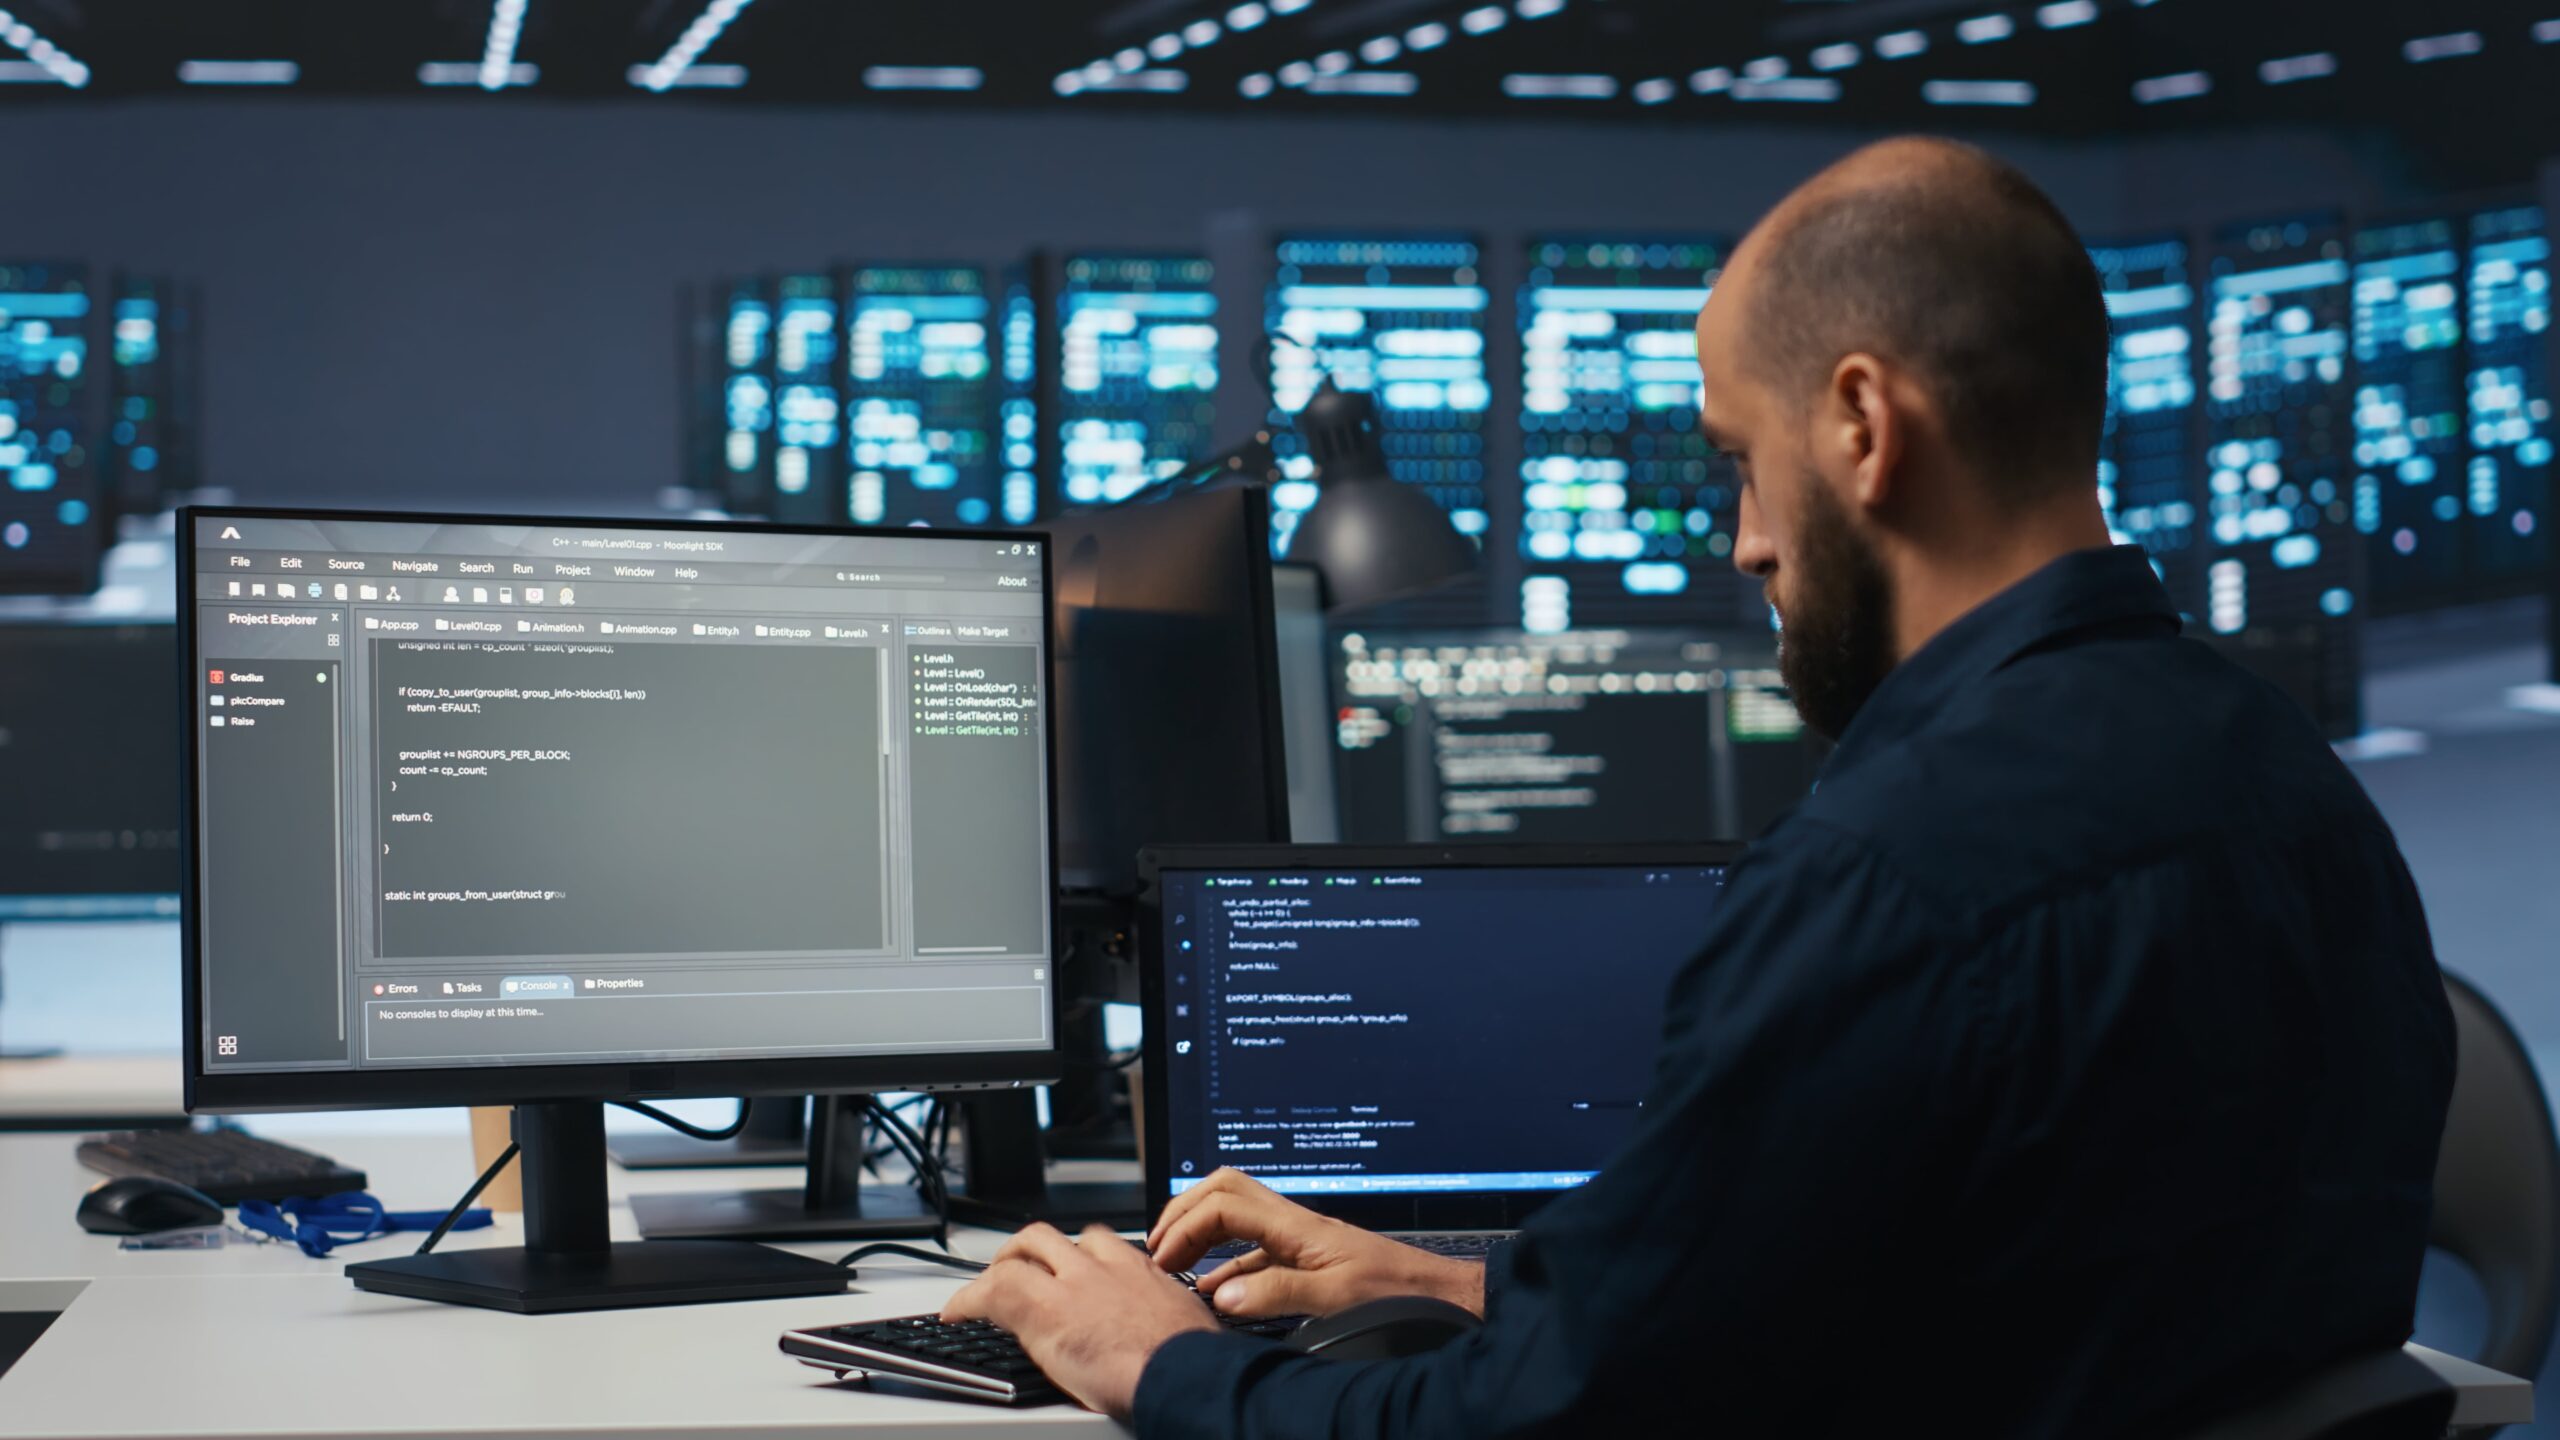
left=1825, top=353, right=1901, bottom=514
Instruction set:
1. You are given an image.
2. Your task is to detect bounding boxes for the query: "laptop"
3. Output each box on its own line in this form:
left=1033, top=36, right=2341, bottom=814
left=1139, top=842, right=1742, bottom=1262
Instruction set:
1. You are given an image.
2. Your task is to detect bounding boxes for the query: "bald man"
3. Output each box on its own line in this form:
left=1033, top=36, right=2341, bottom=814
left=944, top=138, right=2454, bottom=1438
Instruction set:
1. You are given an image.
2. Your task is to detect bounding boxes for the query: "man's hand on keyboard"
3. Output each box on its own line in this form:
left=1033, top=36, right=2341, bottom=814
left=940, top=1222, right=1218, bottom=1419
left=1147, top=1167, right=1488, bottom=1321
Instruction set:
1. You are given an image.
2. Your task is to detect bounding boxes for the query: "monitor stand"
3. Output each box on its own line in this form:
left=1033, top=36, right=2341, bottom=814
left=946, top=1090, right=1146, bottom=1232
left=627, top=1093, right=942, bottom=1242
left=345, top=1102, right=848, bottom=1314
left=608, top=1095, right=808, bottom=1170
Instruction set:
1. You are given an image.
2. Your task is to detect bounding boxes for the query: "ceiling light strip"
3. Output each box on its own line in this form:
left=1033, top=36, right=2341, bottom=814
left=863, top=66, right=982, bottom=91
left=636, top=0, right=754, bottom=92
left=480, top=0, right=529, bottom=90
left=1062, top=0, right=1323, bottom=97
left=423, top=61, right=537, bottom=86
left=178, top=60, right=300, bottom=85
left=2257, top=51, right=2336, bottom=84
left=0, top=8, right=90, bottom=88
left=1501, top=72, right=1615, bottom=98
left=1923, top=77, right=2035, bottom=104
left=2130, top=70, right=2209, bottom=103
left=2402, top=31, right=2484, bottom=63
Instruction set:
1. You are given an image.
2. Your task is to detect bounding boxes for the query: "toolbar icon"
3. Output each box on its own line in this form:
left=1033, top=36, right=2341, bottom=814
left=218, top=526, right=241, bottom=541
left=527, top=587, right=545, bottom=604
left=333, top=583, right=349, bottom=601
left=308, top=582, right=323, bottom=598
left=359, top=584, right=378, bottom=600
left=499, top=587, right=514, bottom=603
left=386, top=586, right=403, bottom=602
left=473, top=587, right=489, bottom=604
left=557, top=587, right=574, bottom=605
left=442, top=586, right=461, bottom=603
left=249, top=582, right=265, bottom=597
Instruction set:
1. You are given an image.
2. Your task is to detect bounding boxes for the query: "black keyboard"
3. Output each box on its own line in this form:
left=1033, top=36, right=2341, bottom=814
left=1203, top=1231, right=1509, bottom=1267
left=77, top=1129, right=369, bottom=1206
left=781, top=1310, right=1308, bottom=1406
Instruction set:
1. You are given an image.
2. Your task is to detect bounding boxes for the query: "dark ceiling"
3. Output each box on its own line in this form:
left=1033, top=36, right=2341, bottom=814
left=4, top=0, right=2554, bottom=180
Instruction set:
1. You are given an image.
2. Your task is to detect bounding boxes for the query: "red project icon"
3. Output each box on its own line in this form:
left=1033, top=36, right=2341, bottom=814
left=208, top=669, right=224, bottom=685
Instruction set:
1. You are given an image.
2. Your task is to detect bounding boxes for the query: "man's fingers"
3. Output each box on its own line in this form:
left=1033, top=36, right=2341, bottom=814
left=1154, top=1191, right=1306, bottom=1273
left=989, top=1221, right=1088, bottom=1278
left=1208, top=1263, right=1323, bottom=1319
left=1146, top=1168, right=1263, bottom=1250
left=1192, top=1246, right=1269, bottom=1295
left=941, top=1255, right=1050, bottom=1324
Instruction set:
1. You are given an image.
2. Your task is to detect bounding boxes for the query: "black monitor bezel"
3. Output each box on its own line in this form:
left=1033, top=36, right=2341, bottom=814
left=1136, top=840, right=1744, bottom=1233
left=179, top=503, right=1064, bottom=1115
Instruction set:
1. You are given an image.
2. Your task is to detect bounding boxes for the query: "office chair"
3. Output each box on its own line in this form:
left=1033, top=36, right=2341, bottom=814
left=2171, top=970, right=2558, bottom=1440
left=2428, top=970, right=2560, bottom=1427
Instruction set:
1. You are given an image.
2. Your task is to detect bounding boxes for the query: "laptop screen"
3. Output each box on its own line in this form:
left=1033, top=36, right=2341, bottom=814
left=1150, top=855, right=1730, bottom=1218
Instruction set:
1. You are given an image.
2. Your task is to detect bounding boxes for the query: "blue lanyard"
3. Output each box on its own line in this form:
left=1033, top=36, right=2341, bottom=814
left=236, top=1193, right=492, bottom=1258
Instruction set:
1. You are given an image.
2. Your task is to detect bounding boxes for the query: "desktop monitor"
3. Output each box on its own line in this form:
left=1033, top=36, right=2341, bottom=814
left=181, top=507, right=1058, bottom=1311
left=943, top=486, right=1291, bottom=1226
left=0, top=621, right=183, bottom=1059
left=104, top=274, right=202, bottom=522
left=0, top=622, right=184, bottom=921
left=1047, top=486, right=1291, bottom=899
left=1332, top=625, right=1818, bottom=846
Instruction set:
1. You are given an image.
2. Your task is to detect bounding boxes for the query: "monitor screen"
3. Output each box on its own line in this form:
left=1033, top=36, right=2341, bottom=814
left=1150, top=854, right=1730, bottom=1207
left=1267, top=236, right=1490, bottom=548
left=1519, top=239, right=1753, bottom=627
left=2465, top=204, right=2550, bottom=590
left=0, top=622, right=183, bottom=920
left=183, top=511, right=1056, bottom=1108
left=769, top=273, right=842, bottom=526
left=2089, top=238, right=2203, bottom=617
left=0, top=261, right=101, bottom=596
left=2351, top=216, right=2469, bottom=609
left=2204, top=217, right=2362, bottom=738
left=1332, top=626, right=1815, bottom=845
left=1053, top=255, right=1218, bottom=508
left=843, top=265, right=1005, bottom=529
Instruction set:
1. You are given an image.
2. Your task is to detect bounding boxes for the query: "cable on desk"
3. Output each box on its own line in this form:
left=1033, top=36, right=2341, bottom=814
left=611, top=1098, right=751, bottom=1142
left=866, top=1098, right=953, bottom=1249
left=835, top=1241, right=988, bottom=1276
left=415, top=1141, right=519, bottom=1257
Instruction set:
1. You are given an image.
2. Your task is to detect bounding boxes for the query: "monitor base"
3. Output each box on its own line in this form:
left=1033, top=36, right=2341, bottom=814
left=630, top=1184, right=942, bottom=1242
left=346, top=1239, right=847, bottom=1315
left=0, top=1046, right=65, bottom=1061
left=607, top=1133, right=808, bottom=1171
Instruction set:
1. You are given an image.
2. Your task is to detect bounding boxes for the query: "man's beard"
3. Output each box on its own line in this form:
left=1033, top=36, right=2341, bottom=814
left=1773, top=476, right=1898, bottom=742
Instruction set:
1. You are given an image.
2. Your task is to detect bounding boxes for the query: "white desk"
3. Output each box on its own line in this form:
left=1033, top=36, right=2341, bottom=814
left=0, top=1129, right=2534, bottom=1437
left=0, top=1129, right=1120, bottom=1438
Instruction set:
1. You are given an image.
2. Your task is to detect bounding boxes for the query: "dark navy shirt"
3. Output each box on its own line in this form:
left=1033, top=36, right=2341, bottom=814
left=1135, top=545, right=2453, bottom=1439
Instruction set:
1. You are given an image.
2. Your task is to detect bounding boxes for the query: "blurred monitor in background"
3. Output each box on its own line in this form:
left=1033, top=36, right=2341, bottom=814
left=1331, top=625, right=1820, bottom=846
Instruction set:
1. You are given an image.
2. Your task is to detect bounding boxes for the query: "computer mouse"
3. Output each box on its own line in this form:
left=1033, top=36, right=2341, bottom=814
left=76, top=1176, right=224, bottom=1235
left=1284, top=1296, right=1483, bottom=1363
